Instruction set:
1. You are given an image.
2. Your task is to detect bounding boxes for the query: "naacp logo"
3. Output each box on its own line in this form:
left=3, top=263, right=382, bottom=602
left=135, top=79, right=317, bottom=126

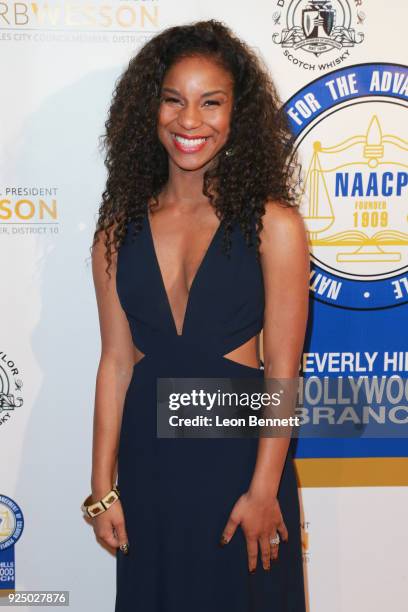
left=0, top=495, right=24, bottom=551
left=284, top=63, right=408, bottom=309
left=273, top=0, right=365, bottom=70
left=0, top=351, right=24, bottom=428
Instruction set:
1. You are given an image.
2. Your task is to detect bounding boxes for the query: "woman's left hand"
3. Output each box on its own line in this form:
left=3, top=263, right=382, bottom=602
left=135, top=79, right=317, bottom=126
left=219, top=489, right=288, bottom=573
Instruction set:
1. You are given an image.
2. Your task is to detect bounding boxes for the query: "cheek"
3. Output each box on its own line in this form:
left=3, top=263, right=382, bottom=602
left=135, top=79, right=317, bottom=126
left=157, top=106, right=175, bottom=130
left=213, top=112, right=231, bottom=140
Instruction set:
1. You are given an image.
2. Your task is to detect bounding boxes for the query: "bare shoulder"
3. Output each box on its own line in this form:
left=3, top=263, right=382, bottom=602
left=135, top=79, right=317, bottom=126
left=258, top=200, right=308, bottom=258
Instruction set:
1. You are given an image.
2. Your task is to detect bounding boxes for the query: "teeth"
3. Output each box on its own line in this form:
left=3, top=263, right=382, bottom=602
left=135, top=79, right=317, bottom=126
left=174, top=135, right=207, bottom=146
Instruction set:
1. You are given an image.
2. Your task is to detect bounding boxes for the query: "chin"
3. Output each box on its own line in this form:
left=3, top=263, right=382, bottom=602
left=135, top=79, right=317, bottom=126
left=169, top=150, right=220, bottom=172
left=175, top=159, right=212, bottom=172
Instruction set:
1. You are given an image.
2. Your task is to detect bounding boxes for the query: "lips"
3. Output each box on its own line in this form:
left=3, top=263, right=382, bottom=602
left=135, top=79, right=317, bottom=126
left=171, top=133, right=209, bottom=154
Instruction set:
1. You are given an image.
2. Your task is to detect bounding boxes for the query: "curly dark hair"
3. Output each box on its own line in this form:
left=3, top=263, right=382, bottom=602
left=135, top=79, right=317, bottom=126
left=91, top=18, right=301, bottom=276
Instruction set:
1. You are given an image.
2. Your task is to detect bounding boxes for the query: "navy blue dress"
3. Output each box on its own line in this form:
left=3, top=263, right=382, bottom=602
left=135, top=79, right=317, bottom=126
left=115, top=211, right=306, bottom=611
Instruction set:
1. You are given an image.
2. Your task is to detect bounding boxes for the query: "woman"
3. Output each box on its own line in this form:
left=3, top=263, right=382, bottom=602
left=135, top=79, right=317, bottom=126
left=87, top=19, right=309, bottom=612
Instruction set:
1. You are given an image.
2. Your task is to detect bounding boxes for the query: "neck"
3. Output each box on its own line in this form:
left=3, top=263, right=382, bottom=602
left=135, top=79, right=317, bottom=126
left=161, top=158, right=212, bottom=206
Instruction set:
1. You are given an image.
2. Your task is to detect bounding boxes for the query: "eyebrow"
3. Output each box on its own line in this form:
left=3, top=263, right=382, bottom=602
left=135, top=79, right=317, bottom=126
left=161, top=87, right=228, bottom=97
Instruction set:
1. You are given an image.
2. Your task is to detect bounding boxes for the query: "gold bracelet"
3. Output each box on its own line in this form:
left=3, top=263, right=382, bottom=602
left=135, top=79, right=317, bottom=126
left=81, top=484, right=120, bottom=518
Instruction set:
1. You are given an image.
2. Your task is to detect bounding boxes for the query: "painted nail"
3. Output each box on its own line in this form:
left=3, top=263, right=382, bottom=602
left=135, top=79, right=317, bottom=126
left=219, top=536, right=229, bottom=547
left=120, top=543, right=129, bottom=555
left=265, top=565, right=271, bottom=571
left=249, top=568, right=256, bottom=574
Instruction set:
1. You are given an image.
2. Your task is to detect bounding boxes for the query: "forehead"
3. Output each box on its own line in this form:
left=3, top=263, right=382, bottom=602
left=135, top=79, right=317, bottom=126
left=162, top=55, right=234, bottom=90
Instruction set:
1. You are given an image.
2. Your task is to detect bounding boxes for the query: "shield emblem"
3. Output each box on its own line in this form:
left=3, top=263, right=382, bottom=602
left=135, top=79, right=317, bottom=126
left=302, top=6, right=335, bottom=38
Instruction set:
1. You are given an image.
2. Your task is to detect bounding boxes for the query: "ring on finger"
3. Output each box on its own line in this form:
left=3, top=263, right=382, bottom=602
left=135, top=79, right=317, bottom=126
left=269, top=534, right=280, bottom=546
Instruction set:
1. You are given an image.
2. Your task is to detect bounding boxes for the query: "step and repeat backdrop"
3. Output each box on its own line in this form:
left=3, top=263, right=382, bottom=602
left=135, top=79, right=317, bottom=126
left=1, top=1, right=407, bottom=610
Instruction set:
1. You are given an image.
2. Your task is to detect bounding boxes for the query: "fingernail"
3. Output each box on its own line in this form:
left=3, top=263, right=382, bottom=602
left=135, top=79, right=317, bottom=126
left=265, top=565, right=271, bottom=571
left=219, top=536, right=229, bottom=547
left=120, top=543, right=129, bottom=555
left=249, top=568, right=256, bottom=575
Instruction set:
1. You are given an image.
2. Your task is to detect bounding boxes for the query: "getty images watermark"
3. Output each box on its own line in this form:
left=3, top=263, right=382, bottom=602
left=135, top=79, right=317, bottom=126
left=156, top=375, right=408, bottom=439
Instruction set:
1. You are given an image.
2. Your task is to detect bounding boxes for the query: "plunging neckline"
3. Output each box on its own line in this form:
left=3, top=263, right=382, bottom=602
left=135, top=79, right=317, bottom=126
left=146, top=211, right=223, bottom=337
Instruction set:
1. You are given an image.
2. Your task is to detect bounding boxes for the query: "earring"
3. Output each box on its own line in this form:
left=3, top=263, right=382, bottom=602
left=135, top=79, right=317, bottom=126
left=225, top=147, right=234, bottom=157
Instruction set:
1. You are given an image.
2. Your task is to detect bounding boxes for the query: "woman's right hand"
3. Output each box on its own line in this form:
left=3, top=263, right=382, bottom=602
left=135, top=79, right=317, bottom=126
left=92, top=500, right=129, bottom=554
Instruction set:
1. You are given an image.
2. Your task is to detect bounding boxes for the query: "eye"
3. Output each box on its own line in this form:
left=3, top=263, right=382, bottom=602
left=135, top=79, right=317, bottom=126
left=161, top=96, right=182, bottom=105
left=203, top=99, right=221, bottom=107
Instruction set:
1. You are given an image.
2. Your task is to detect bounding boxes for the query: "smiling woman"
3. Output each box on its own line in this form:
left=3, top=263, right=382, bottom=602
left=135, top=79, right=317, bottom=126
left=88, top=18, right=309, bottom=612
left=158, top=56, right=234, bottom=165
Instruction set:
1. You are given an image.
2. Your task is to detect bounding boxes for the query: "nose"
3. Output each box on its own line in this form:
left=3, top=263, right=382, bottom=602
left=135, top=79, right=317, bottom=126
left=177, top=103, right=202, bottom=130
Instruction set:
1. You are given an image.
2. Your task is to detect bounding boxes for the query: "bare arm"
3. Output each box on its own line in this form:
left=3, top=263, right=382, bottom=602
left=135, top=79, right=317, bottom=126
left=220, top=201, right=309, bottom=572
left=91, top=229, right=135, bottom=499
left=248, top=201, right=309, bottom=499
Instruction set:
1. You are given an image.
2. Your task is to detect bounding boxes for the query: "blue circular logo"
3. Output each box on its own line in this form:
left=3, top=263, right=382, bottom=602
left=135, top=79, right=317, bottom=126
left=0, top=495, right=24, bottom=550
left=284, top=63, right=408, bottom=310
